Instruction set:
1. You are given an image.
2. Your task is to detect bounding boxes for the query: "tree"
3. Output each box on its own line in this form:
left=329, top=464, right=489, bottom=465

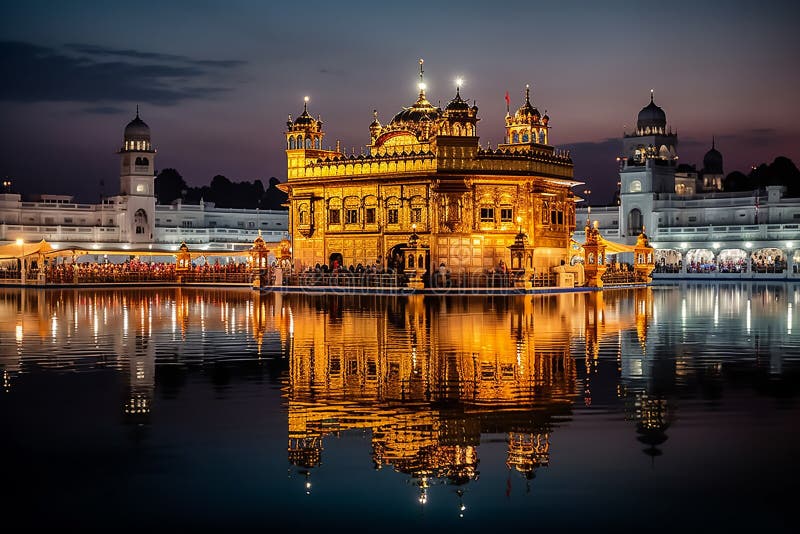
left=723, top=171, right=749, bottom=192
left=261, top=177, right=288, bottom=210
left=154, top=168, right=187, bottom=205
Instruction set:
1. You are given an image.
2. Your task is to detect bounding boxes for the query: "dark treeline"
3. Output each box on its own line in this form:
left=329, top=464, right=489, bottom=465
left=154, top=169, right=288, bottom=209
left=723, top=156, right=800, bottom=197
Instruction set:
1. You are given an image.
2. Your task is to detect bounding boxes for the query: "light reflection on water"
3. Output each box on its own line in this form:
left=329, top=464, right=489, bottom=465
left=0, top=283, right=798, bottom=531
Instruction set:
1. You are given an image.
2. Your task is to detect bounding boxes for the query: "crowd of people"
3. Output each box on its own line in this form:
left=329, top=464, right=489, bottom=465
left=43, top=258, right=251, bottom=283
left=296, top=261, right=405, bottom=287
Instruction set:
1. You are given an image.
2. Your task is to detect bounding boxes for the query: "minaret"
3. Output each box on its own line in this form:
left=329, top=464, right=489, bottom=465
left=119, top=106, right=156, bottom=196
left=118, top=107, right=156, bottom=243
left=618, top=91, right=678, bottom=242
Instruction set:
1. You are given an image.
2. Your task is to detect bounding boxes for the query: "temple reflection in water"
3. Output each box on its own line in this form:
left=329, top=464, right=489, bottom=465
left=0, top=282, right=797, bottom=503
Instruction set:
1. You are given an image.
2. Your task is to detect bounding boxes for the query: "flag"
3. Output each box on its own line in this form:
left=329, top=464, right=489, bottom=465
left=504, top=90, right=510, bottom=112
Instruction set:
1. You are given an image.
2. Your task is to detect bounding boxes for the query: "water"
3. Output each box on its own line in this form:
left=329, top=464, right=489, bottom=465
left=0, top=283, right=798, bottom=531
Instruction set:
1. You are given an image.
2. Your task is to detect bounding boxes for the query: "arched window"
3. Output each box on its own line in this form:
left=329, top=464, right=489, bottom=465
left=314, top=138, right=320, bottom=149
left=627, top=208, right=643, bottom=236
left=135, top=156, right=149, bottom=166
left=538, top=130, right=545, bottom=143
left=305, top=138, right=312, bottom=149
left=522, top=132, right=529, bottom=143
left=134, top=208, right=148, bottom=235
left=289, top=137, right=296, bottom=149
left=512, top=132, right=519, bottom=143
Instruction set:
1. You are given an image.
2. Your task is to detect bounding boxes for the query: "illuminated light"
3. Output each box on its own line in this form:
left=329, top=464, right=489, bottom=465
left=304, top=95, right=309, bottom=103
left=418, top=82, right=427, bottom=91
left=455, top=77, right=463, bottom=88
left=680, top=242, right=687, bottom=249
left=15, top=238, right=23, bottom=246
left=92, top=243, right=100, bottom=250
left=122, top=244, right=130, bottom=250
left=712, top=242, right=720, bottom=250
left=787, top=242, right=794, bottom=249
left=745, top=242, right=752, bottom=249
left=15, top=324, right=23, bottom=343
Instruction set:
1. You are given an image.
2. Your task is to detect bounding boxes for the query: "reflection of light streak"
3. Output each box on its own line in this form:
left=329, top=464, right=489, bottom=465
left=746, top=299, right=751, bottom=334
left=714, top=294, right=719, bottom=327
left=789, top=303, right=793, bottom=335
left=15, top=324, right=23, bottom=343
left=681, top=298, right=686, bottom=330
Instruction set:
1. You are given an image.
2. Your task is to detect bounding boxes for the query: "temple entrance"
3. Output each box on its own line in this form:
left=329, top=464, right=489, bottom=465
left=329, top=252, right=343, bottom=271
left=386, top=244, right=405, bottom=273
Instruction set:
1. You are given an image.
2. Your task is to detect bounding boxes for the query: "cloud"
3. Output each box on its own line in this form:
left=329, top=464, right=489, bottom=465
left=0, top=41, right=245, bottom=105
left=64, top=43, right=246, bottom=68
left=82, top=105, right=128, bottom=115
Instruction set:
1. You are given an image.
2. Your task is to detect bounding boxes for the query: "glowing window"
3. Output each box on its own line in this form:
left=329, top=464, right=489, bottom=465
left=629, top=180, right=642, bottom=193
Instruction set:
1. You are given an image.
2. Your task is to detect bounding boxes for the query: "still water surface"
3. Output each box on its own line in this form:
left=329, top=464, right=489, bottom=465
left=1, top=283, right=798, bottom=531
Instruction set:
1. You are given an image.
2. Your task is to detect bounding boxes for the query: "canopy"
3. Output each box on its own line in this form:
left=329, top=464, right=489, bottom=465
left=0, top=239, right=54, bottom=259
left=0, top=239, right=253, bottom=260
left=599, top=237, right=636, bottom=254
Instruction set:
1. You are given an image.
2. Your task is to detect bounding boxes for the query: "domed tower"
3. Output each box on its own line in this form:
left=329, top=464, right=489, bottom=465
left=385, top=59, right=443, bottom=142
left=701, top=137, right=724, bottom=192
left=501, top=85, right=550, bottom=150
left=619, top=91, right=679, bottom=242
left=622, top=91, right=678, bottom=166
left=441, top=80, right=478, bottom=137
left=118, top=107, right=156, bottom=243
left=285, top=97, right=336, bottom=180
left=368, top=109, right=382, bottom=144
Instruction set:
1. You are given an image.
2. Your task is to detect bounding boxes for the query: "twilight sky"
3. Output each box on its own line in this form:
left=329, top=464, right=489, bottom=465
left=1, top=0, right=798, bottom=204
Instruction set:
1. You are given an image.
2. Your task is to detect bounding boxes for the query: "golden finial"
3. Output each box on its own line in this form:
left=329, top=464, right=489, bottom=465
left=303, top=95, right=309, bottom=112
left=525, top=84, right=530, bottom=103
left=418, top=58, right=426, bottom=94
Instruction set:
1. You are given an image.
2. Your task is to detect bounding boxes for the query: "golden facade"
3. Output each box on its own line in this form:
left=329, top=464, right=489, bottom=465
left=282, top=64, right=579, bottom=274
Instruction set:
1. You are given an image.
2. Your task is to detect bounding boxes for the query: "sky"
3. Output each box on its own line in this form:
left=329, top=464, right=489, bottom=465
left=1, top=0, right=799, bottom=204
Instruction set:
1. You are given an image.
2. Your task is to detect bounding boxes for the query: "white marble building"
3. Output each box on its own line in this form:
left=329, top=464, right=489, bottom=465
left=575, top=94, right=799, bottom=278
left=0, top=111, right=288, bottom=253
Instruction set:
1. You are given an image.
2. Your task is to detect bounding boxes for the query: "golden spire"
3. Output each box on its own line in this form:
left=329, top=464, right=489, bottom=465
left=418, top=58, right=426, bottom=97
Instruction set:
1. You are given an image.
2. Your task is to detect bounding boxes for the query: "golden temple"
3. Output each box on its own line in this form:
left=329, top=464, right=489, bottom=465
left=281, top=61, right=580, bottom=274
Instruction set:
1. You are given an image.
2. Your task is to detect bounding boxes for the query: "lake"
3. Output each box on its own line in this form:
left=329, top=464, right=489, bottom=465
left=0, top=283, right=797, bottom=531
